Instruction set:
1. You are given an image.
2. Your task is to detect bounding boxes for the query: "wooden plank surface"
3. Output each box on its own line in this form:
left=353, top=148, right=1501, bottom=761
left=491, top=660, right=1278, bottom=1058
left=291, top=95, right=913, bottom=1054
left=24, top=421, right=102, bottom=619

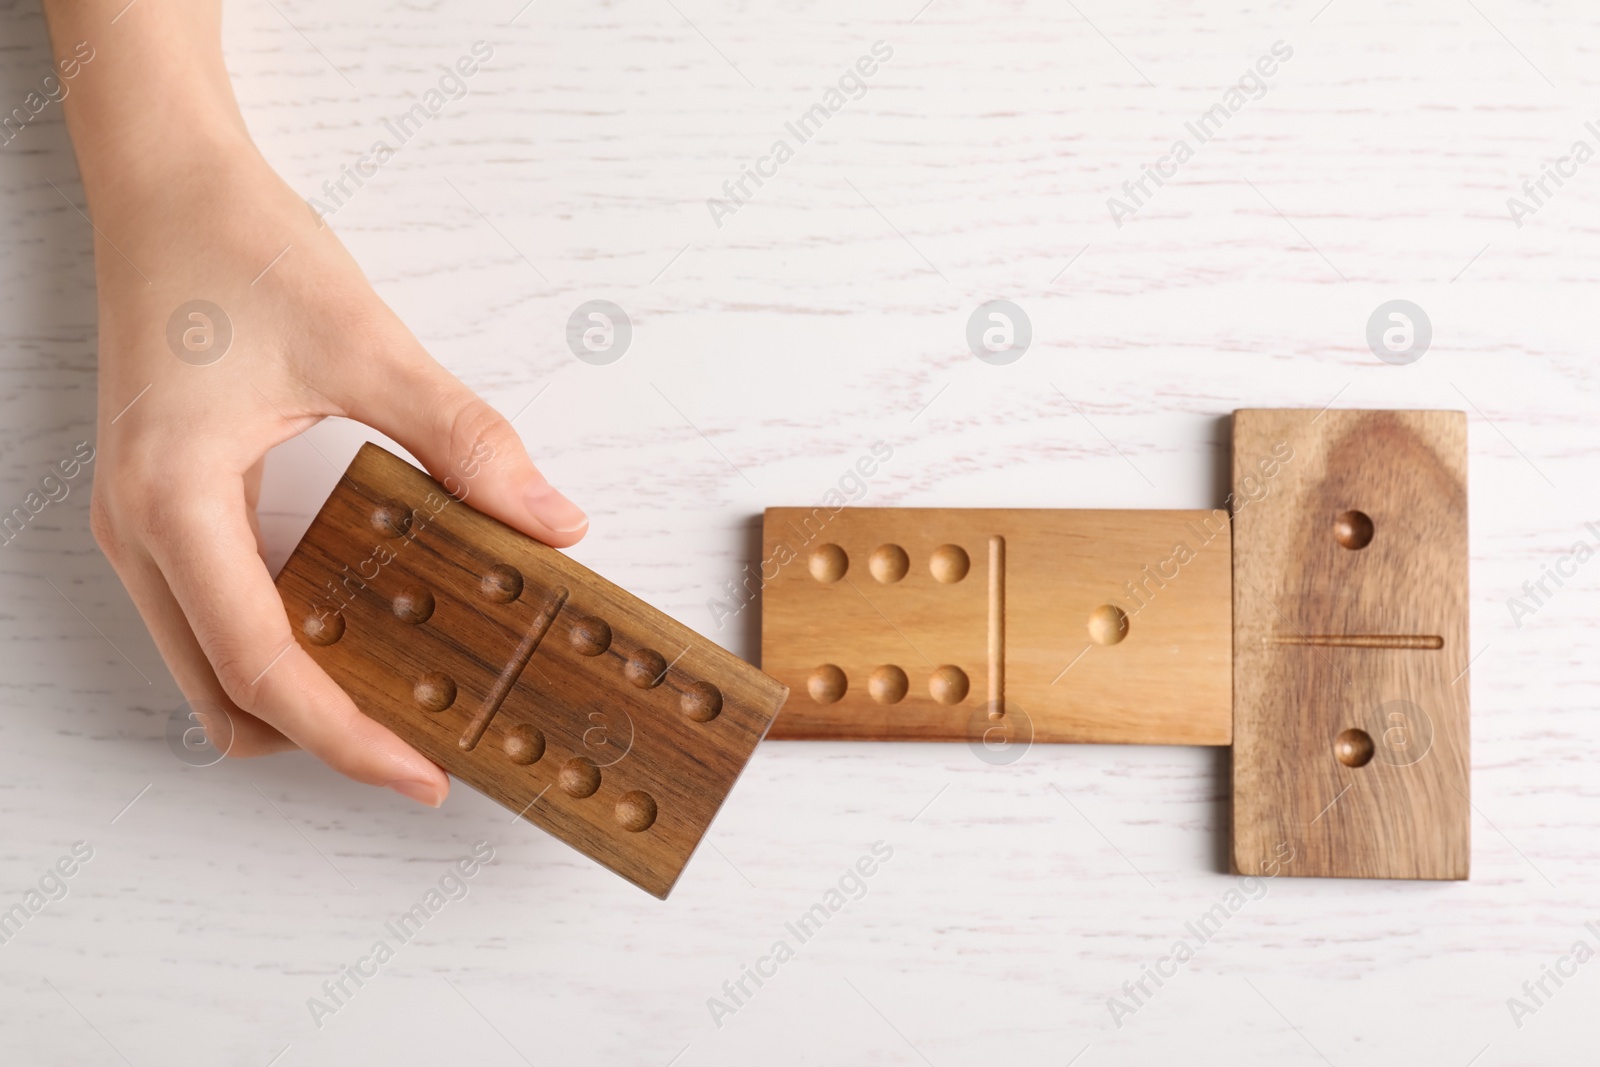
left=275, top=444, right=787, bottom=898
left=1231, top=409, right=1470, bottom=880
left=762, top=507, right=1232, bottom=745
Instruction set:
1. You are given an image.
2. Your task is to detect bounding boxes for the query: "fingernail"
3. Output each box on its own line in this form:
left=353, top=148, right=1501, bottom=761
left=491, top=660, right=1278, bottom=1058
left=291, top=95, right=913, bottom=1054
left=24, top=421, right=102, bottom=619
left=386, top=779, right=445, bottom=807
left=525, top=481, right=588, bottom=534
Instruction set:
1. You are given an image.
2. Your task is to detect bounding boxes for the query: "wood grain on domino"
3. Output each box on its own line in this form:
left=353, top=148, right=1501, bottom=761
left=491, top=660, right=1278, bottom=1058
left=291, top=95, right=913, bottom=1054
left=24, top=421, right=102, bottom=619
left=1231, top=409, right=1470, bottom=880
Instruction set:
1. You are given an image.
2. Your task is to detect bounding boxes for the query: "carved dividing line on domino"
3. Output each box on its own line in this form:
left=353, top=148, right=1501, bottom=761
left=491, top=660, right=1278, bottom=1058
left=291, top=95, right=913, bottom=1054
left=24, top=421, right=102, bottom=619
left=1266, top=633, right=1444, bottom=650
left=987, top=534, right=1005, bottom=721
left=460, top=584, right=570, bottom=751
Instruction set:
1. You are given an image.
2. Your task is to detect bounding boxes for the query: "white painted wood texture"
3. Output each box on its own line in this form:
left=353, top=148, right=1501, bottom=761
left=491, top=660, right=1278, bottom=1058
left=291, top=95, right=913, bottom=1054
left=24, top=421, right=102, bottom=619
left=2, top=1, right=1598, bottom=1064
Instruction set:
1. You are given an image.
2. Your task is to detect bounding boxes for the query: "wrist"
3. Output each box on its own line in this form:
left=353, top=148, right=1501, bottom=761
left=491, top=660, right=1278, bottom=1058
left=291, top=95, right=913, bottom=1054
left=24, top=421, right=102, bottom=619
left=42, top=0, right=257, bottom=211
left=75, top=117, right=262, bottom=219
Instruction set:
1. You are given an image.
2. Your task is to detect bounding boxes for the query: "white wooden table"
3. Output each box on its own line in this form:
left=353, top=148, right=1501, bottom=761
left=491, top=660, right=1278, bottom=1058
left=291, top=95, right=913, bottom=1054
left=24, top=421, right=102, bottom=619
left=1, top=1, right=1596, bottom=1063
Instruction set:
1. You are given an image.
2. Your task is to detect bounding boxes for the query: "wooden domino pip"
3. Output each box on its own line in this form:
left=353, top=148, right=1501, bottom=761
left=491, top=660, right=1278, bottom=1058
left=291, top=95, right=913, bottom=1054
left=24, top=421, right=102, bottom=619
left=761, top=408, right=1471, bottom=881
left=275, top=444, right=788, bottom=898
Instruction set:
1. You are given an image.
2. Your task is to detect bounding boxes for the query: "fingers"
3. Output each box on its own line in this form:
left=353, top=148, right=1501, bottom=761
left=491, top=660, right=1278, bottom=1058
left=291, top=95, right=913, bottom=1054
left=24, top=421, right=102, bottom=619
left=138, top=481, right=450, bottom=806
left=92, top=493, right=293, bottom=758
left=331, top=342, right=588, bottom=549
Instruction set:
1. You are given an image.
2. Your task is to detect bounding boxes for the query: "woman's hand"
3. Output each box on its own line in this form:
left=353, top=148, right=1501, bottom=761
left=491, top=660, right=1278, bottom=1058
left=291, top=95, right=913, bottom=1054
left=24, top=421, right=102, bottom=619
left=46, top=1, right=586, bottom=805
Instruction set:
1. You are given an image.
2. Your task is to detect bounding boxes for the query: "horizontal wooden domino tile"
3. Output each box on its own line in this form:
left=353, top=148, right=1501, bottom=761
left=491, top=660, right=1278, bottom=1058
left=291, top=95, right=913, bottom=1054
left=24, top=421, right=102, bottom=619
left=761, top=507, right=1232, bottom=746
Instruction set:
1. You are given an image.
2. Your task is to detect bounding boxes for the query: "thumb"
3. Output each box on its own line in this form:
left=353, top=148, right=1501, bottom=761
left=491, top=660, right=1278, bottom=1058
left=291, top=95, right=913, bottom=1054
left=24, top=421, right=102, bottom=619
left=337, top=348, right=588, bottom=548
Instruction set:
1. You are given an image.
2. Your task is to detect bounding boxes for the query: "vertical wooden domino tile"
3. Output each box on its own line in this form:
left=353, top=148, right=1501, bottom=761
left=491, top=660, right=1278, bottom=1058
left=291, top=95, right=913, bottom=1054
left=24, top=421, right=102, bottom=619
left=276, top=444, right=789, bottom=898
left=1231, top=409, right=1470, bottom=880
